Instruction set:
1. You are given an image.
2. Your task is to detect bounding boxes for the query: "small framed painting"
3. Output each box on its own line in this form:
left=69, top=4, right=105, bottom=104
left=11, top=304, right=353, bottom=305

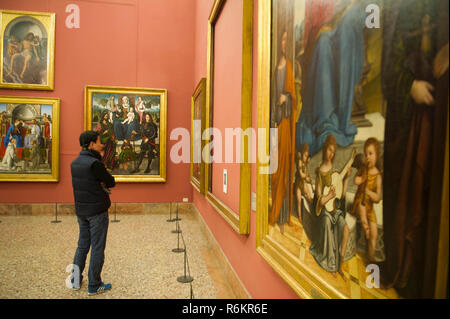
left=0, top=10, right=55, bottom=90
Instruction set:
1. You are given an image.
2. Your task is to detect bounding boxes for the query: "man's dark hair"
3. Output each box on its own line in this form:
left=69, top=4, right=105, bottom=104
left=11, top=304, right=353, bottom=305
left=79, top=130, right=99, bottom=149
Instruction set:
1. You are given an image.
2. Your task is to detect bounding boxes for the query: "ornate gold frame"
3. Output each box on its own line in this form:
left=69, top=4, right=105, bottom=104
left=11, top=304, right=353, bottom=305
left=204, top=0, right=253, bottom=235
left=0, top=95, right=60, bottom=182
left=84, top=85, right=167, bottom=183
left=0, top=10, right=55, bottom=90
left=191, top=78, right=206, bottom=194
left=256, top=0, right=449, bottom=299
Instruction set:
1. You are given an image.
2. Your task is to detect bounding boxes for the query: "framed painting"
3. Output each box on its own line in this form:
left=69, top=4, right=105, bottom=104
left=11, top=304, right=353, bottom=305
left=204, top=0, right=253, bottom=234
left=0, top=10, right=55, bottom=90
left=256, top=0, right=448, bottom=299
left=0, top=95, right=59, bottom=182
left=191, top=78, right=206, bottom=194
left=84, top=85, right=167, bottom=183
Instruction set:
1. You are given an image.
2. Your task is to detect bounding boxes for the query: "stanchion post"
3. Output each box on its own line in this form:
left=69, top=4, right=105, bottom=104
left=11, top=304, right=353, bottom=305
left=173, top=202, right=181, bottom=222
left=111, top=203, right=120, bottom=223
left=172, top=224, right=185, bottom=253
left=172, top=218, right=182, bottom=234
left=177, top=234, right=193, bottom=283
left=51, top=203, right=61, bottom=224
left=167, top=202, right=175, bottom=222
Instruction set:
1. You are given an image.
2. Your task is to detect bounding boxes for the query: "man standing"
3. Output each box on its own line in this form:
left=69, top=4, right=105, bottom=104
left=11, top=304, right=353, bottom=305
left=70, top=130, right=115, bottom=295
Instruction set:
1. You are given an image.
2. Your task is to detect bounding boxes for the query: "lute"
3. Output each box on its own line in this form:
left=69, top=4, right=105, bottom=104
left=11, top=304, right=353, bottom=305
left=322, top=148, right=356, bottom=213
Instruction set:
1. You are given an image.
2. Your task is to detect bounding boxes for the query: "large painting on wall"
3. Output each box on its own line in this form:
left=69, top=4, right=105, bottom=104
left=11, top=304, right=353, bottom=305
left=85, top=85, right=167, bottom=183
left=0, top=96, right=59, bottom=181
left=0, top=10, right=55, bottom=90
left=257, top=0, right=448, bottom=299
left=191, top=78, right=206, bottom=194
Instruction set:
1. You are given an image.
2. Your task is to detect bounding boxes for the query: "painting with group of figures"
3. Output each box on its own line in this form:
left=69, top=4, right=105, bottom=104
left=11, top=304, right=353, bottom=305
left=85, top=86, right=167, bottom=183
left=0, top=96, right=59, bottom=181
left=258, top=0, right=448, bottom=299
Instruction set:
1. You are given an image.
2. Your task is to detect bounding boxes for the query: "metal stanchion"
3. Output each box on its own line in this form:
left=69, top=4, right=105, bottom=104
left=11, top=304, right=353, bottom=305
left=177, top=233, right=193, bottom=283
left=173, top=202, right=181, bottom=222
left=111, top=203, right=120, bottom=223
left=167, top=202, right=175, bottom=222
left=51, top=203, right=61, bottom=223
left=172, top=218, right=182, bottom=234
left=190, top=283, right=195, bottom=299
left=172, top=223, right=185, bottom=253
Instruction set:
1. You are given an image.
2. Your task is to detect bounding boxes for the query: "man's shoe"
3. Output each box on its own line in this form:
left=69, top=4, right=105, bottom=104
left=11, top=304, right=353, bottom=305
left=71, top=275, right=83, bottom=291
left=88, top=282, right=112, bottom=296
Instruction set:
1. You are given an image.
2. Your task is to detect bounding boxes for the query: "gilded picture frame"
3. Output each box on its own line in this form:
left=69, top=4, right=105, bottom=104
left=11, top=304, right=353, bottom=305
left=0, top=10, right=55, bottom=90
left=191, top=78, right=206, bottom=194
left=0, top=95, right=60, bottom=182
left=256, top=0, right=448, bottom=299
left=204, top=0, right=253, bottom=235
left=84, top=85, right=167, bottom=183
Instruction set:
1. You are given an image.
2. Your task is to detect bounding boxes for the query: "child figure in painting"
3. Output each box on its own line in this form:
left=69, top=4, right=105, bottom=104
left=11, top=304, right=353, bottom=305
left=0, top=136, right=17, bottom=170
left=121, top=107, right=136, bottom=125
left=294, top=142, right=314, bottom=222
left=7, top=35, right=21, bottom=58
left=118, top=139, right=136, bottom=172
left=352, top=137, right=383, bottom=262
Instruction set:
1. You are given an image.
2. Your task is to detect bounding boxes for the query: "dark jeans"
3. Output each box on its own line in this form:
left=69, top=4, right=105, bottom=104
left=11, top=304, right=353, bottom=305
left=73, top=211, right=109, bottom=290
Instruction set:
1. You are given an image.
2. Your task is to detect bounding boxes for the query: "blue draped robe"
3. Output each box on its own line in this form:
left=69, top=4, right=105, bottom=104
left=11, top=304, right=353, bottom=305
left=296, top=5, right=365, bottom=155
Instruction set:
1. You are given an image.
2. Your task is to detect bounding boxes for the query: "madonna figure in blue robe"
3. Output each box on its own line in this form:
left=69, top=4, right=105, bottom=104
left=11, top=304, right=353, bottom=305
left=3, top=120, right=23, bottom=149
left=296, top=2, right=365, bottom=155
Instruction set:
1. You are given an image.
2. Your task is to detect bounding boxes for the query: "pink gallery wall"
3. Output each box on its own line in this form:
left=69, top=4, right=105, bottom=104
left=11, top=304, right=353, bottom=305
left=0, top=0, right=195, bottom=204
left=211, top=0, right=242, bottom=214
left=193, top=0, right=298, bottom=299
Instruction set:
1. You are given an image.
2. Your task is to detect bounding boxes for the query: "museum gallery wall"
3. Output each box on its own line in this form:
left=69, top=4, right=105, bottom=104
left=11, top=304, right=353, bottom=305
left=0, top=0, right=195, bottom=203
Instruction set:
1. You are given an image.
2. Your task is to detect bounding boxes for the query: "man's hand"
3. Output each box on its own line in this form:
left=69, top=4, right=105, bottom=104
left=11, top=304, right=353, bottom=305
left=410, top=80, right=435, bottom=105
left=434, top=43, right=449, bottom=79
left=328, top=186, right=336, bottom=199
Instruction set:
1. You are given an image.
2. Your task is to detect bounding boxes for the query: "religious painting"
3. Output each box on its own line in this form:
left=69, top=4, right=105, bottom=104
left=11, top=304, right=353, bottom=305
left=257, top=0, right=448, bottom=299
left=191, top=78, right=206, bottom=194
left=0, top=96, right=59, bottom=181
left=204, top=0, right=253, bottom=234
left=0, top=10, right=55, bottom=90
left=84, top=85, right=167, bottom=183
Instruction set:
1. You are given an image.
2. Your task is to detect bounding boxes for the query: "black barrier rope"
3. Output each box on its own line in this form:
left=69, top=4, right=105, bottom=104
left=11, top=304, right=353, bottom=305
left=177, top=231, right=193, bottom=284
left=168, top=203, right=194, bottom=298
left=172, top=218, right=185, bottom=253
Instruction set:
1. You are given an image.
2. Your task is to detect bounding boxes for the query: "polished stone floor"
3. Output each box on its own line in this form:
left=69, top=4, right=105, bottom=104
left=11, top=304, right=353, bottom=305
left=0, top=210, right=242, bottom=299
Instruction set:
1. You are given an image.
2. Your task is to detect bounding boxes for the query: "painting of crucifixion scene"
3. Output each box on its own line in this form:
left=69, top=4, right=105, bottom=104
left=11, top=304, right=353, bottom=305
left=85, top=86, right=167, bottom=182
left=268, top=0, right=448, bottom=299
